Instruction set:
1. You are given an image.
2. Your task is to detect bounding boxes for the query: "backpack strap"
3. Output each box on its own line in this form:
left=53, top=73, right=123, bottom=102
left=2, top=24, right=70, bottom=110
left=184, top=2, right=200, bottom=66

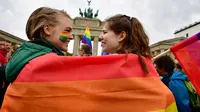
left=184, top=80, right=200, bottom=108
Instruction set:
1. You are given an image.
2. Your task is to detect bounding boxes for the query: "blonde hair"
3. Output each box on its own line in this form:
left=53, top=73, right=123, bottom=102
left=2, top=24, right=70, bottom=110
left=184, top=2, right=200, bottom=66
left=26, top=7, right=71, bottom=40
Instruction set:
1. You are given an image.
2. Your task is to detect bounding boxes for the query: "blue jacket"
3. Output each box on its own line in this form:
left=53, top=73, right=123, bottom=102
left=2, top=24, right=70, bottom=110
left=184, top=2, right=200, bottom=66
left=168, top=70, right=190, bottom=112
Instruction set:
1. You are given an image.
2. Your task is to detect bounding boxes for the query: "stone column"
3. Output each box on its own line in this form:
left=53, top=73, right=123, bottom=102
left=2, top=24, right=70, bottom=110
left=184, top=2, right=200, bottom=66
left=73, top=35, right=80, bottom=56
left=92, top=37, right=99, bottom=56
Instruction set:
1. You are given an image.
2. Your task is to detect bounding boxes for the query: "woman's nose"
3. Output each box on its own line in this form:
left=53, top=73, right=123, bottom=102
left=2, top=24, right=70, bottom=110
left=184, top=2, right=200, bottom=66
left=99, top=34, right=103, bottom=41
left=69, top=33, right=73, bottom=40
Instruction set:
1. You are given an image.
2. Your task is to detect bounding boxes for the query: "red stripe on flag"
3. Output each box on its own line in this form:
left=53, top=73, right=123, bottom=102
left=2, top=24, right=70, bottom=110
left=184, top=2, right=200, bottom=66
left=15, top=54, right=158, bottom=82
left=171, top=34, right=199, bottom=52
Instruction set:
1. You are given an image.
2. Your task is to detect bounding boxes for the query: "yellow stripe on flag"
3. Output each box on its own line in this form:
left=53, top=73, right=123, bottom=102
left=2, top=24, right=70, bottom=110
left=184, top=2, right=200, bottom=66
left=152, top=102, right=177, bottom=112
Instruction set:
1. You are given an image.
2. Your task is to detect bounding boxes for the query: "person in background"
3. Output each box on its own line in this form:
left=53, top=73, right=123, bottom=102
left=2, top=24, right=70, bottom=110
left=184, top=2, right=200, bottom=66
left=10, top=44, right=20, bottom=57
left=175, top=63, right=184, bottom=73
left=79, top=44, right=92, bottom=56
left=154, top=55, right=190, bottom=112
left=0, top=41, right=11, bottom=108
left=0, top=41, right=11, bottom=65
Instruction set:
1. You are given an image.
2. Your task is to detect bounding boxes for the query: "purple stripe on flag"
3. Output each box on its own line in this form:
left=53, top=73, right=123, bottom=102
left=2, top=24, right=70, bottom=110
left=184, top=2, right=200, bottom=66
left=185, top=39, right=200, bottom=67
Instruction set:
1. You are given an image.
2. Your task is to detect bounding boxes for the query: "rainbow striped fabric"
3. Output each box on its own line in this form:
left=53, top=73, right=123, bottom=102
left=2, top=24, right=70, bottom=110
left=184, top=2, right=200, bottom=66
left=81, top=26, right=92, bottom=48
left=171, top=32, right=200, bottom=95
left=1, top=54, right=177, bottom=112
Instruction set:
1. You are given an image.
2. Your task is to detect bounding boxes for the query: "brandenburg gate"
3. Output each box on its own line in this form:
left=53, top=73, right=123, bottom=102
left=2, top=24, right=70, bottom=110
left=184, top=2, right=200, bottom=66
left=72, top=17, right=103, bottom=56
left=72, top=0, right=103, bottom=56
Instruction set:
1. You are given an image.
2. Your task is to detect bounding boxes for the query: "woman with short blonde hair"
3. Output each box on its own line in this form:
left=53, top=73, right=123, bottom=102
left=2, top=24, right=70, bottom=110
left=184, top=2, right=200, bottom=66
left=6, top=7, right=73, bottom=82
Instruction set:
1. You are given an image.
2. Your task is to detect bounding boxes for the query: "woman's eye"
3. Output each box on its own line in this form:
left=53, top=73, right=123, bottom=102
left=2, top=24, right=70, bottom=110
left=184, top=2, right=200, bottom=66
left=65, top=30, right=70, bottom=32
left=103, top=31, right=107, bottom=34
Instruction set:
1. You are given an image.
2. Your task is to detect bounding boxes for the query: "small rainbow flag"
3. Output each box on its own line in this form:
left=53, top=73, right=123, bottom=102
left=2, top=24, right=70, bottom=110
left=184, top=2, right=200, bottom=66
left=81, top=26, right=92, bottom=48
left=59, top=32, right=71, bottom=42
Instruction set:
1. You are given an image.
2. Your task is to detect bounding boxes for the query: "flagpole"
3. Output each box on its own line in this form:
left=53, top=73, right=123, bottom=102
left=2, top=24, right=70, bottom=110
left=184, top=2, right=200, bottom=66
left=152, top=49, right=171, bottom=61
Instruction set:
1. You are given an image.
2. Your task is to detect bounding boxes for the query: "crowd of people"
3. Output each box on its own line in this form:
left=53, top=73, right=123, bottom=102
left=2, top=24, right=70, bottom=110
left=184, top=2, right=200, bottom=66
left=0, top=41, right=16, bottom=107
left=0, top=7, right=199, bottom=112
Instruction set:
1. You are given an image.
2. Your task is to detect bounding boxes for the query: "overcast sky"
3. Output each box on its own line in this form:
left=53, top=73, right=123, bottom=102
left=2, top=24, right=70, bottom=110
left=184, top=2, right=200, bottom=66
left=0, top=0, right=200, bottom=54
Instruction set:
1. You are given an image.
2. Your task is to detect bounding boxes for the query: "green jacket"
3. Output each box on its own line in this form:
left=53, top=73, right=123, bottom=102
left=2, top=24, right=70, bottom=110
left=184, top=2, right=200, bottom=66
left=6, top=39, right=64, bottom=82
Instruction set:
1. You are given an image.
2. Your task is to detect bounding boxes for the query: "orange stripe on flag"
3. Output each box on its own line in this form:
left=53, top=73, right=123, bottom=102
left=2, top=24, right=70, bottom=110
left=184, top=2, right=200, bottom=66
left=2, top=77, right=176, bottom=112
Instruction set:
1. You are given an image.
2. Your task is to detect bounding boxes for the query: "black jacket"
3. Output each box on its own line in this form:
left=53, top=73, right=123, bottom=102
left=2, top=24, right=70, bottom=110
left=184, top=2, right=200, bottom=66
left=0, top=65, right=9, bottom=108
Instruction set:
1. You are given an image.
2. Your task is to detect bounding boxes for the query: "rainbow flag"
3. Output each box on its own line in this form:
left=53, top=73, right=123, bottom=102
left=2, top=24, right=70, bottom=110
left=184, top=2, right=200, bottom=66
left=81, top=26, right=92, bottom=48
left=171, top=32, right=200, bottom=95
left=1, top=54, right=177, bottom=112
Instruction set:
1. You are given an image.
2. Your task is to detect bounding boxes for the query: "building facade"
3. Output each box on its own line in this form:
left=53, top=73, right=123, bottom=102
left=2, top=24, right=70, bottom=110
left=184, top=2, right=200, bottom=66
left=151, top=20, right=200, bottom=59
left=0, top=30, right=25, bottom=58
left=0, top=30, right=25, bottom=45
left=150, top=37, right=186, bottom=57
left=174, top=21, right=200, bottom=38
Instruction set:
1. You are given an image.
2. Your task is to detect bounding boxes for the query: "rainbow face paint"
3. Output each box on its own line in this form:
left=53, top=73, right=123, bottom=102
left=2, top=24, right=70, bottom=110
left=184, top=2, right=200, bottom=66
left=59, top=32, right=71, bottom=42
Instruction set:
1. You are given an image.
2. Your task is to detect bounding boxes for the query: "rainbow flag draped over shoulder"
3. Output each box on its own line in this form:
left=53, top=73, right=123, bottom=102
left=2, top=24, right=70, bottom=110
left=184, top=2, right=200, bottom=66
left=171, top=32, right=200, bottom=95
left=81, top=25, right=92, bottom=48
left=1, top=54, right=177, bottom=112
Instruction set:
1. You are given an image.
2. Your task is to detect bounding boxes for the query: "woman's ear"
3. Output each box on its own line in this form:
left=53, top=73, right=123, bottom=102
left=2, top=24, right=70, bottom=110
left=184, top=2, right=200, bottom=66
left=118, top=31, right=126, bottom=42
left=43, top=24, right=52, bottom=36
